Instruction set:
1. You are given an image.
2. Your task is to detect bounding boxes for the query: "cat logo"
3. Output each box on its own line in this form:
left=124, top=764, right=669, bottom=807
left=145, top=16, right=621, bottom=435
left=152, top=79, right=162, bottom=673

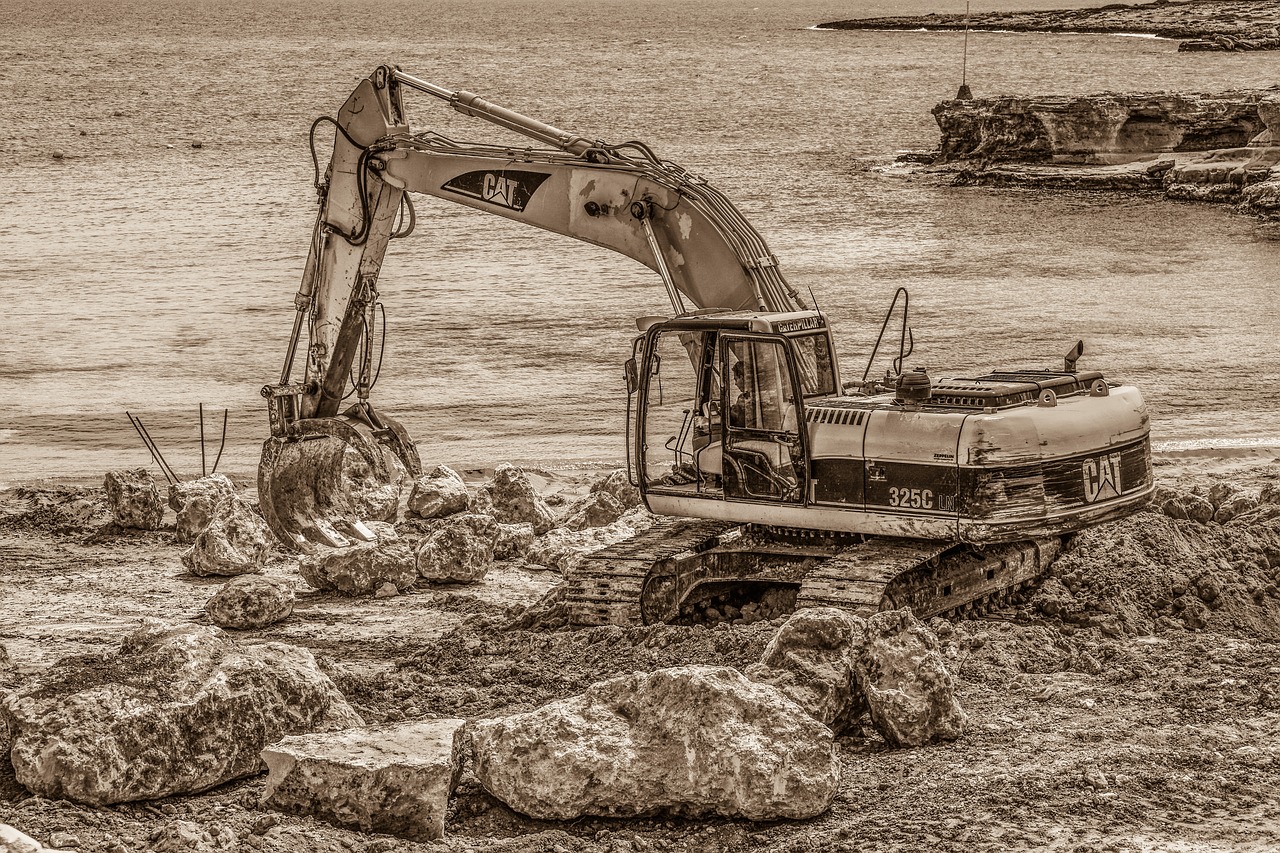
left=1082, top=452, right=1123, bottom=503
left=440, top=169, right=551, bottom=213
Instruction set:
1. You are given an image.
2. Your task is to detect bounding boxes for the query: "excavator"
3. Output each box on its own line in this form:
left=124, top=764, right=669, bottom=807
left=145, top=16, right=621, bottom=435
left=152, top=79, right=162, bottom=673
left=258, top=65, right=1153, bottom=626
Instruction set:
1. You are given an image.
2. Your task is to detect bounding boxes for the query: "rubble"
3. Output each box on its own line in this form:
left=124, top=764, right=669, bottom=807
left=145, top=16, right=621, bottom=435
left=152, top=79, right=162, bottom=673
left=856, top=609, right=967, bottom=747
left=746, top=607, right=867, bottom=732
left=261, top=718, right=466, bottom=841
left=168, top=474, right=236, bottom=544
left=2, top=622, right=362, bottom=804
left=476, top=464, right=555, bottom=533
left=406, top=465, right=470, bottom=519
left=180, top=495, right=271, bottom=576
left=103, top=468, right=163, bottom=530
left=299, top=539, right=418, bottom=596
left=204, top=575, right=295, bottom=629
left=415, top=513, right=498, bottom=583
left=472, top=665, right=840, bottom=821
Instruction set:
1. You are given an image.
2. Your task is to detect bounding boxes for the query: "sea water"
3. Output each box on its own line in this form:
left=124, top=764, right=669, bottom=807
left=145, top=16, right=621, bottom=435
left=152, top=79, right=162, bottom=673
left=2, top=0, right=1278, bottom=486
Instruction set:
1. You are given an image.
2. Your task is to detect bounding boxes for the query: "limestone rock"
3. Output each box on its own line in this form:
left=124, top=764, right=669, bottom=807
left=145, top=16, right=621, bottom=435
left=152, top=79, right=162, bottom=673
left=472, top=665, right=839, bottom=821
left=406, top=465, right=469, bottom=520
left=561, top=491, right=625, bottom=531
left=416, top=513, right=497, bottom=583
left=299, top=539, right=417, bottom=596
left=855, top=609, right=967, bottom=747
left=0, top=824, right=50, bottom=853
left=745, top=607, right=867, bottom=732
left=181, top=495, right=271, bottom=576
left=168, top=474, right=236, bottom=544
left=527, top=507, right=655, bottom=573
left=3, top=622, right=362, bottom=804
left=494, top=521, right=535, bottom=560
left=588, top=468, right=642, bottom=508
left=103, top=468, right=164, bottom=530
left=261, top=718, right=466, bottom=841
left=205, top=575, right=295, bottom=629
left=480, top=463, right=555, bottom=533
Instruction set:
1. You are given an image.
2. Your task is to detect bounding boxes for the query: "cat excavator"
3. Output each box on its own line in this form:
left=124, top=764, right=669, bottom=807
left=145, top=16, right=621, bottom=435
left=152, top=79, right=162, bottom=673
left=259, top=65, right=1153, bottom=626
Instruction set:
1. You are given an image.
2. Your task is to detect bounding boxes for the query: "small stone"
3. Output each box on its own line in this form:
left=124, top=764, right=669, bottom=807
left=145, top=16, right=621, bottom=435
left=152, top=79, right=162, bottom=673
left=182, top=495, right=271, bottom=576
left=745, top=607, right=867, bottom=732
left=205, top=575, right=295, bottom=629
left=169, top=474, right=236, bottom=544
left=415, top=513, right=497, bottom=583
left=374, top=581, right=399, bottom=598
left=1084, top=766, right=1109, bottom=790
left=300, top=540, right=417, bottom=596
left=855, top=609, right=966, bottom=747
left=480, top=464, right=555, bottom=533
left=47, top=831, right=81, bottom=849
left=494, top=522, right=535, bottom=560
left=406, top=466, right=470, bottom=519
left=103, top=468, right=164, bottom=530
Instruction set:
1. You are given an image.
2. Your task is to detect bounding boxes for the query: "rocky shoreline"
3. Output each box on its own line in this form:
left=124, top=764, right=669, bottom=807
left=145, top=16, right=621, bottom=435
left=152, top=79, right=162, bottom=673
left=918, top=87, right=1280, bottom=219
left=820, top=0, right=1280, bottom=52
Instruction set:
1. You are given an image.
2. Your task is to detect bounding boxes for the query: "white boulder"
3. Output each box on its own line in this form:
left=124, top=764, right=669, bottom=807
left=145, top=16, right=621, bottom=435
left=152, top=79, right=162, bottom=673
left=472, top=665, right=839, bottom=821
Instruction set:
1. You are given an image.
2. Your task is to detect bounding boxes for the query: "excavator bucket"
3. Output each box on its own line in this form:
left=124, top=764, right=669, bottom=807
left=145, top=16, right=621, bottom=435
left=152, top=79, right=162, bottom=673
left=257, top=414, right=421, bottom=553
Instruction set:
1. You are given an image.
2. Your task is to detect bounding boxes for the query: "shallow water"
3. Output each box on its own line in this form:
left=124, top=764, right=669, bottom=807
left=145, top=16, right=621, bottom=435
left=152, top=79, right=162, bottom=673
left=2, top=0, right=1278, bottom=485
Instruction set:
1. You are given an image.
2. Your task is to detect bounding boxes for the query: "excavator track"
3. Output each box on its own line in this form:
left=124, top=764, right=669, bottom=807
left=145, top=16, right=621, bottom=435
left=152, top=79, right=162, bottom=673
left=564, top=522, right=1062, bottom=627
left=562, top=518, right=738, bottom=627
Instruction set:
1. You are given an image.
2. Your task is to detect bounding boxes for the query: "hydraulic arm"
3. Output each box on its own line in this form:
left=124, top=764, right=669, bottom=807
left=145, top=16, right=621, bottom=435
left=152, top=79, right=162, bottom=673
left=259, top=65, right=806, bottom=551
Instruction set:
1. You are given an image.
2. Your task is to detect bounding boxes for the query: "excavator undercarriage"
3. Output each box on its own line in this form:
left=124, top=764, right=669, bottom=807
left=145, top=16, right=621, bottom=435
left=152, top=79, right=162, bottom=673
left=562, top=519, right=1061, bottom=627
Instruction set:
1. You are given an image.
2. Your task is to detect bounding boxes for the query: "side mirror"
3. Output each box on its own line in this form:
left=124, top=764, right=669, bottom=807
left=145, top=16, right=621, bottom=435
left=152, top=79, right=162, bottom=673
left=624, top=358, right=639, bottom=394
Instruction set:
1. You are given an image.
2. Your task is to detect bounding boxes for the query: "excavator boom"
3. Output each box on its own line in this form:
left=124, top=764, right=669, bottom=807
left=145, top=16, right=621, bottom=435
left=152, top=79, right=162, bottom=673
left=260, top=65, right=806, bottom=551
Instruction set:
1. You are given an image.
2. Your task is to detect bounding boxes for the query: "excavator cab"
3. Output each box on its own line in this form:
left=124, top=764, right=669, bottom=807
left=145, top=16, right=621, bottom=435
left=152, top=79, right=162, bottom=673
left=630, top=311, right=839, bottom=511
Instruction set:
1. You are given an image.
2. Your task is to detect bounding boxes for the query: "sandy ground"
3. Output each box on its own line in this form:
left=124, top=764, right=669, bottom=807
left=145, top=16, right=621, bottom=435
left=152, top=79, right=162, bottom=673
left=2, top=451, right=1280, bottom=852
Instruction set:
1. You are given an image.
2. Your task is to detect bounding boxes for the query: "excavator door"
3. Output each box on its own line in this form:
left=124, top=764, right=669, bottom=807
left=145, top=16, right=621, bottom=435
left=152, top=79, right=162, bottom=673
left=719, top=334, right=807, bottom=503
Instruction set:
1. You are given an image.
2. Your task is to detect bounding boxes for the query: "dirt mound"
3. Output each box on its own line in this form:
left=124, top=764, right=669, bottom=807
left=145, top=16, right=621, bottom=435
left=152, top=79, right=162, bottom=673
left=0, top=486, right=108, bottom=535
left=1031, top=499, right=1280, bottom=638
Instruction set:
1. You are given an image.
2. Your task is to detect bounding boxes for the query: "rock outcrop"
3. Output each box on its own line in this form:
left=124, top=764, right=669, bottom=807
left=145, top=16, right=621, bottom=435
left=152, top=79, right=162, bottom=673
left=261, top=719, right=466, bottom=841
left=416, top=513, right=498, bottom=583
left=820, top=1, right=1280, bottom=52
left=300, top=539, right=418, bottom=596
left=856, top=610, right=967, bottom=747
left=168, top=474, right=236, bottom=544
left=103, top=468, right=164, bottom=530
left=928, top=90, right=1280, bottom=218
left=746, top=607, right=867, bottom=732
left=472, top=665, right=839, bottom=821
left=406, top=465, right=469, bottom=520
left=2, top=622, right=362, bottom=804
left=205, top=575, right=295, bottom=629
left=181, top=495, right=272, bottom=576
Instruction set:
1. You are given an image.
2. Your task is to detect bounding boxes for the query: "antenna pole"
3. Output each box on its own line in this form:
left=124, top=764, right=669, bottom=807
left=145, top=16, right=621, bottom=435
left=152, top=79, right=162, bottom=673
left=957, top=2, right=974, bottom=100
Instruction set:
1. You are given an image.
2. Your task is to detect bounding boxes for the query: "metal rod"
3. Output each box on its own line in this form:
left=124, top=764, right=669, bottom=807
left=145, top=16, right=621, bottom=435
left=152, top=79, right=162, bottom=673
left=199, top=403, right=207, bottom=477
left=211, top=409, right=229, bottom=475
left=126, top=412, right=178, bottom=486
left=962, top=1, right=971, bottom=86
